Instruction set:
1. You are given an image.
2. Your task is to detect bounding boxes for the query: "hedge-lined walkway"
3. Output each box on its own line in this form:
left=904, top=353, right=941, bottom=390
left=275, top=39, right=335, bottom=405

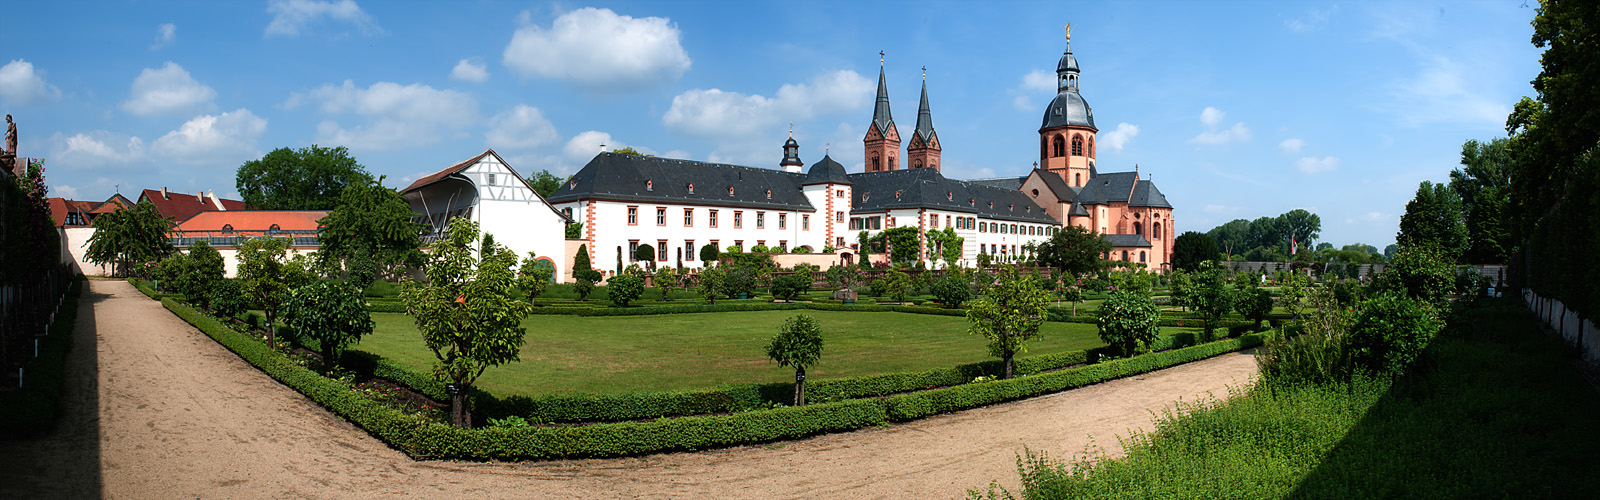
left=1, top=280, right=1260, bottom=499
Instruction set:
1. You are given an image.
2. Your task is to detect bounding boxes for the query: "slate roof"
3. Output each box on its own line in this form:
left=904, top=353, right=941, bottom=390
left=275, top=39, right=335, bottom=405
left=965, top=176, right=1028, bottom=190
left=1041, top=91, right=1096, bottom=130
left=1104, top=234, right=1153, bottom=248
left=548, top=152, right=815, bottom=211
left=871, top=65, right=895, bottom=137
left=1057, top=42, right=1080, bottom=73
left=1033, top=168, right=1079, bottom=202
left=848, top=168, right=1057, bottom=224
left=804, top=155, right=852, bottom=185
left=912, top=79, right=936, bottom=144
left=1129, top=179, right=1172, bottom=208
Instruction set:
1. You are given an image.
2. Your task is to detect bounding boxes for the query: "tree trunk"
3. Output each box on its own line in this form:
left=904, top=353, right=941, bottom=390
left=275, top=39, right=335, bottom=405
left=266, top=310, right=278, bottom=350
left=1002, top=354, right=1014, bottom=379
left=794, top=367, right=807, bottom=406
left=322, top=343, right=338, bottom=374
left=451, top=389, right=471, bottom=428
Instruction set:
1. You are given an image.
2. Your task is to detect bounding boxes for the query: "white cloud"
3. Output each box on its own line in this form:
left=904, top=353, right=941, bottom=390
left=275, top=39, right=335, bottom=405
left=0, top=60, right=62, bottom=105
left=49, top=131, right=148, bottom=170
left=1286, top=7, right=1335, bottom=32
left=1190, top=107, right=1251, bottom=145
left=450, top=59, right=489, bottom=83
left=1021, top=69, right=1055, bottom=92
left=152, top=109, right=268, bottom=165
left=486, top=104, right=558, bottom=150
left=52, top=184, right=80, bottom=199
left=152, top=23, right=176, bottom=49
left=1295, top=156, right=1340, bottom=174
left=663, top=150, right=692, bottom=160
left=1099, top=123, right=1139, bottom=151
left=502, top=7, right=690, bottom=92
left=120, top=62, right=216, bottom=116
left=1388, top=56, right=1508, bottom=127
left=1279, top=138, right=1305, bottom=153
left=663, top=70, right=872, bottom=139
left=265, top=0, right=381, bottom=37
left=288, top=80, right=477, bottom=150
left=561, top=130, right=660, bottom=164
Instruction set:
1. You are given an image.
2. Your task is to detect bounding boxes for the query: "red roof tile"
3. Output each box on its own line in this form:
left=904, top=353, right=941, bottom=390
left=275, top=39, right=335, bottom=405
left=401, top=149, right=498, bottom=193
left=174, top=210, right=328, bottom=233
left=138, top=189, right=247, bottom=222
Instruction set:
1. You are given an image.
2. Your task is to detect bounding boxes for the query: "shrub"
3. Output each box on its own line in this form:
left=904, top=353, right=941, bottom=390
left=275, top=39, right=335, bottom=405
left=655, top=266, right=679, bottom=300
left=931, top=274, right=974, bottom=308
left=364, top=279, right=401, bottom=298
left=1190, top=261, right=1234, bottom=340
left=1096, top=290, right=1162, bottom=356
left=177, top=240, right=225, bottom=309
left=1348, top=292, right=1442, bottom=375
left=1258, top=325, right=1352, bottom=386
left=1237, top=283, right=1274, bottom=329
left=769, top=272, right=809, bottom=301
left=282, top=280, right=374, bottom=371
left=697, top=266, right=725, bottom=305
left=884, top=268, right=913, bottom=303
left=606, top=273, right=645, bottom=307
left=517, top=253, right=554, bottom=305
left=1375, top=243, right=1455, bottom=306
left=724, top=266, right=756, bottom=298
left=699, top=243, right=720, bottom=265
left=210, top=279, right=250, bottom=319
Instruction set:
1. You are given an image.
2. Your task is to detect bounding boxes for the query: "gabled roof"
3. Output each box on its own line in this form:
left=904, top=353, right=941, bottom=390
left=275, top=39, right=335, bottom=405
left=548, top=152, right=815, bottom=211
left=1104, top=234, right=1153, bottom=248
left=849, top=168, right=1057, bottom=224
left=138, top=189, right=246, bottom=222
left=174, top=210, right=328, bottom=233
left=1073, top=171, right=1139, bottom=206
left=1030, top=169, right=1079, bottom=203
left=403, top=149, right=573, bottom=223
left=47, top=198, right=95, bottom=227
left=91, top=194, right=134, bottom=214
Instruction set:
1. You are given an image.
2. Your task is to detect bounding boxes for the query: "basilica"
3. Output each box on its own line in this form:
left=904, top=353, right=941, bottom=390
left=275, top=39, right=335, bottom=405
left=546, top=34, right=1174, bottom=271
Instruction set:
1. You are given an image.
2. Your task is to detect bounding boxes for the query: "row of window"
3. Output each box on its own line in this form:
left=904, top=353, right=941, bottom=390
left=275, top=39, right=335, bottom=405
left=625, top=206, right=811, bottom=231
left=625, top=238, right=799, bottom=262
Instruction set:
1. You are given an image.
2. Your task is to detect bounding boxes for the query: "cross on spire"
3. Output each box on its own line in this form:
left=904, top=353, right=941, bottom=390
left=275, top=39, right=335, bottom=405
left=921, top=65, right=926, bottom=80
left=879, top=50, right=885, bottom=65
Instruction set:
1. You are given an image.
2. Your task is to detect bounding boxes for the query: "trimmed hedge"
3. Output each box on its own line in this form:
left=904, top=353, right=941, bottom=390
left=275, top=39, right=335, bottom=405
left=128, top=277, right=177, bottom=300
left=0, top=278, right=84, bottom=436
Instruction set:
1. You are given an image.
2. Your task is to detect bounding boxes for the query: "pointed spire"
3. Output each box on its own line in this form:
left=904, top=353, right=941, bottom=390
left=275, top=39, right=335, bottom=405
left=914, top=71, right=935, bottom=143
left=872, top=52, right=894, bottom=135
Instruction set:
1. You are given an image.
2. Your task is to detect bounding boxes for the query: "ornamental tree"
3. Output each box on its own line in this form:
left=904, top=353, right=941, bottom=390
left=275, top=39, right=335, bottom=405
left=400, top=217, right=533, bottom=428
left=766, top=314, right=825, bottom=406
left=571, top=244, right=600, bottom=300
left=966, top=267, right=1050, bottom=379
left=1190, top=261, right=1234, bottom=340
left=607, top=273, right=644, bottom=307
left=697, top=266, right=725, bottom=305
left=634, top=244, right=656, bottom=271
left=237, top=236, right=312, bottom=349
left=1278, top=273, right=1309, bottom=319
left=176, top=240, right=226, bottom=310
left=315, top=175, right=425, bottom=282
left=85, top=199, right=175, bottom=277
left=516, top=252, right=554, bottom=305
left=699, top=243, right=721, bottom=267
left=655, top=265, right=679, bottom=300
left=1096, top=289, right=1162, bottom=356
left=282, top=280, right=374, bottom=372
left=1171, top=231, right=1219, bottom=272
left=1034, top=225, right=1111, bottom=277
left=884, top=268, right=913, bottom=303
left=931, top=273, right=974, bottom=308
left=1236, top=280, right=1274, bottom=330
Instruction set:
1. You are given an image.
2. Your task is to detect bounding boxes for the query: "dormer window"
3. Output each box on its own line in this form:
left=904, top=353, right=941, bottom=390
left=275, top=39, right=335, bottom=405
left=1027, top=206, right=1032, bottom=213
left=269, top=224, right=281, bottom=234
left=646, top=180, right=653, bottom=191
left=894, top=190, right=902, bottom=199
left=728, top=186, right=735, bottom=196
left=221, top=224, right=234, bottom=234
left=947, top=192, right=953, bottom=201
left=988, top=201, right=994, bottom=209
left=569, top=180, right=578, bottom=189
left=688, top=183, right=695, bottom=194
left=969, top=199, right=975, bottom=206
left=1008, top=204, right=1014, bottom=211
left=765, top=189, right=772, bottom=199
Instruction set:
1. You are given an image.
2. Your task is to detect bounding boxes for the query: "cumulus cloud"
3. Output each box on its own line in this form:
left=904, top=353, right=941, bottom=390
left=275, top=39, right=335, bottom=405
left=1099, top=123, right=1139, bottom=151
left=1286, top=6, right=1335, bottom=32
left=120, top=62, right=216, bottom=116
left=502, top=7, right=690, bottom=92
left=265, top=0, right=381, bottom=37
left=1189, top=107, right=1252, bottom=145
left=287, top=80, right=477, bottom=150
left=1009, top=69, right=1057, bottom=111
left=152, top=109, right=268, bottom=165
left=0, top=60, right=62, bottom=105
left=152, top=23, right=177, bottom=49
left=1295, top=156, right=1340, bottom=174
left=49, top=131, right=148, bottom=170
left=52, top=184, right=80, bottom=199
left=663, top=70, right=872, bottom=139
left=450, top=59, right=489, bottom=83
left=1280, top=138, right=1305, bottom=153
left=486, top=104, right=558, bottom=150
left=562, top=130, right=659, bottom=162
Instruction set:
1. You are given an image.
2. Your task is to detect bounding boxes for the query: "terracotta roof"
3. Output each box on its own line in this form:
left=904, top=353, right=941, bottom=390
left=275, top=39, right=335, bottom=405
left=402, top=149, right=496, bottom=193
left=47, top=194, right=135, bottom=227
left=91, top=194, right=133, bottom=214
left=174, top=210, right=328, bottom=233
left=138, top=189, right=246, bottom=222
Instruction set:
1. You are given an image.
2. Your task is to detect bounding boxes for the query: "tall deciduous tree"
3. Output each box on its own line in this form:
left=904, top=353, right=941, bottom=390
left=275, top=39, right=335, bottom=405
left=1396, top=181, right=1468, bottom=262
left=766, top=314, right=825, bottom=406
left=237, top=236, right=311, bottom=349
left=236, top=145, right=373, bottom=210
left=400, top=218, right=532, bottom=428
left=966, top=267, right=1050, bottom=379
left=1190, top=261, right=1234, bottom=340
left=1033, top=224, right=1111, bottom=277
left=175, top=240, right=225, bottom=310
left=85, top=200, right=175, bottom=277
left=315, top=175, right=425, bottom=282
left=527, top=170, right=563, bottom=197
left=1171, top=231, right=1219, bottom=272
left=1450, top=138, right=1514, bottom=264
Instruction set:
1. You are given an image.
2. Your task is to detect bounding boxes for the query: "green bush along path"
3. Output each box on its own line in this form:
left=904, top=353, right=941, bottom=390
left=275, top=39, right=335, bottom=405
left=354, top=310, right=1204, bottom=397
left=0, top=280, right=1262, bottom=499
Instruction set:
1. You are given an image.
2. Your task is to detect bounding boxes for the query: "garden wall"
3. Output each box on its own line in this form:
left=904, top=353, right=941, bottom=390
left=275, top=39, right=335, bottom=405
left=1523, top=289, right=1598, bottom=365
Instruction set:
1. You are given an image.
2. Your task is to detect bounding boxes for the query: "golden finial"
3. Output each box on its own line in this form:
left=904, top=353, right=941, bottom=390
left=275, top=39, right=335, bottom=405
left=879, top=50, right=885, bottom=65
left=1064, top=23, right=1072, bottom=41
left=922, top=65, right=927, bottom=80
left=789, top=122, right=794, bottom=137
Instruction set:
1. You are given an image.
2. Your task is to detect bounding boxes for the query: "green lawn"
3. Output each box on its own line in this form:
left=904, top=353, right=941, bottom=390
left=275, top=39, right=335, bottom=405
left=355, top=310, right=1204, bottom=397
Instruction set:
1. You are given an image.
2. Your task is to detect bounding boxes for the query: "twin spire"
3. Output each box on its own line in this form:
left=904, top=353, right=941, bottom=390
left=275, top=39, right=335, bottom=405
left=869, top=55, right=937, bottom=143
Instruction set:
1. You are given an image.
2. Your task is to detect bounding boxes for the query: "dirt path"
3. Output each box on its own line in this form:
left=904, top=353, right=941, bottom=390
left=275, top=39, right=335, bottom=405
left=0, top=280, right=1260, bottom=499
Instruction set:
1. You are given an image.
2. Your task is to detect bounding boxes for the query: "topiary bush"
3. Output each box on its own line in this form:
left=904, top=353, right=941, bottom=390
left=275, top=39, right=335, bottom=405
left=282, top=280, right=375, bottom=371
left=606, top=273, right=645, bottom=307
left=1347, top=292, right=1442, bottom=375
left=1096, top=289, right=1162, bottom=356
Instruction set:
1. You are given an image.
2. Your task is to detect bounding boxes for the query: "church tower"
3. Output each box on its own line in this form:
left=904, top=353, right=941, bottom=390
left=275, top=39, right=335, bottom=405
left=1039, top=26, right=1098, bottom=187
left=863, top=53, right=901, bottom=172
left=905, top=68, right=941, bottom=172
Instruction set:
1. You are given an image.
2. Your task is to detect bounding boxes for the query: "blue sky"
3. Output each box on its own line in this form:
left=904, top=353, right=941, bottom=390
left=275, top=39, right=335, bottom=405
left=2, top=1, right=1542, bottom=249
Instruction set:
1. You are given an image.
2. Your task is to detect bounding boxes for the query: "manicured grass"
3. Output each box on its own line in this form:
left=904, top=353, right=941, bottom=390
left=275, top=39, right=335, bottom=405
left=355, top=310, right=1206, bottom=397
left=986, top=298, right=1600, bottom=499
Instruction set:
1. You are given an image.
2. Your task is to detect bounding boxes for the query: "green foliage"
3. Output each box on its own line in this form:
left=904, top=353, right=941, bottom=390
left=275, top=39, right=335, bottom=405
left=315, top=175, right=425, bottom=279
left=880, top=226, right=922, bottom=263
left=1347, top=292, right=1442, bottom=375
left=724, top=265, right=756, bottom=298
left=527, top=169, right=563, bottom=197
left=400, top=217, right=534, bottom=428
left=769, top=272, right=810, bottom=301
left=1034, top=225, right=1111, bottom=277
left=655, top=265, right=679, bottom=300
left=1278, top=273, right=1308, bottom=319
left=767, top=315, right=826, bottom=405
left=210, top=279, right=250, bottom=319
left=1170, top=231, right=1218, bottom=272
left=925, top=227, right=964, bottom=268
left=825, top=264, right=861, bottom=291
left=1374, top=243, right=1455, bottom=306
left=516, top=253, right=554, bottom=305
left=1397, top=181, right=1468, bottom=262
left=699, top=243, right=721, bottom=265
left=2, top=159, right=59, bottom=286
left=564, top=222, right=582, bottom=239
left=1189, top=262, right=1235, bottom=339
left=696, top=266, right=725, bottom=305
left=85, top=199, right=175, bottom=277
left=1167, top=269, right=1194, bottom=311
left=606, top=273, right=645, bottom=307
left=571, top=244, right=600, bottom=300
left=1451, top=138, right=1514, bottom=264
left=175, top=240, right=225, bottom=309
left=967, top=267, right=1050, bottom=378
left=283, top=280, right=374, bottom=371
left=237, top=236, right=311, bottom=348
left=633, top=243, right=656, bottom=266
left=1095, top=290, right=1162, bottom=356
left=883, top=268, right=913, bottom=303
left=236, top=145, right=372, bottom=210
left=1235, top=281, right=1274, bottom=329
left=931, top=274, right=975, bottom=308
left=1205, top=209, right=1322, bottom=262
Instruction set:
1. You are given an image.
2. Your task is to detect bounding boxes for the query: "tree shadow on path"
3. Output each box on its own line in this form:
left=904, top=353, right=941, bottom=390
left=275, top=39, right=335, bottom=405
left=0, top=283, right=106, bottom=499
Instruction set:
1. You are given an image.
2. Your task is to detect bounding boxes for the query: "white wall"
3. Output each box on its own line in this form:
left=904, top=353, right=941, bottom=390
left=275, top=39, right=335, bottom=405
left=559, top=199, right=827, bottom=273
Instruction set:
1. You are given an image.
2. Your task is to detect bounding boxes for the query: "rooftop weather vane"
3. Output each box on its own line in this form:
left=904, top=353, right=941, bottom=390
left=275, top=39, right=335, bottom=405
left=789, top=122, right=794, bottom=137
left=1065, top=23, right=1072, bottom=40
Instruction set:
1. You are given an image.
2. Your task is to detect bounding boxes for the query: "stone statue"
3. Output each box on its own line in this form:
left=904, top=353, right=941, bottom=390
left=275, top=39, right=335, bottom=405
left=2, top=114, right=16, bottom=176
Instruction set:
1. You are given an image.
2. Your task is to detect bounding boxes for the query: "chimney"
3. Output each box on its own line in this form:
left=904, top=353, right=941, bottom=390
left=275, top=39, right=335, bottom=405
left=160, top=186, right=168, bottom=198
left=207, top=190, right=223, bottom=210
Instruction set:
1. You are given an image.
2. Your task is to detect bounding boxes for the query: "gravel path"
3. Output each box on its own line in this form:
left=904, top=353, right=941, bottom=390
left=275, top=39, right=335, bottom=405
left=0, top=280, right=1260, bottom=499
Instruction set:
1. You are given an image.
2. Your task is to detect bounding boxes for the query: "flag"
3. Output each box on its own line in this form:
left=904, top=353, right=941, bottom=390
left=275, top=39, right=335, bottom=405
left=1291, top=237, right=1298, bottom=255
